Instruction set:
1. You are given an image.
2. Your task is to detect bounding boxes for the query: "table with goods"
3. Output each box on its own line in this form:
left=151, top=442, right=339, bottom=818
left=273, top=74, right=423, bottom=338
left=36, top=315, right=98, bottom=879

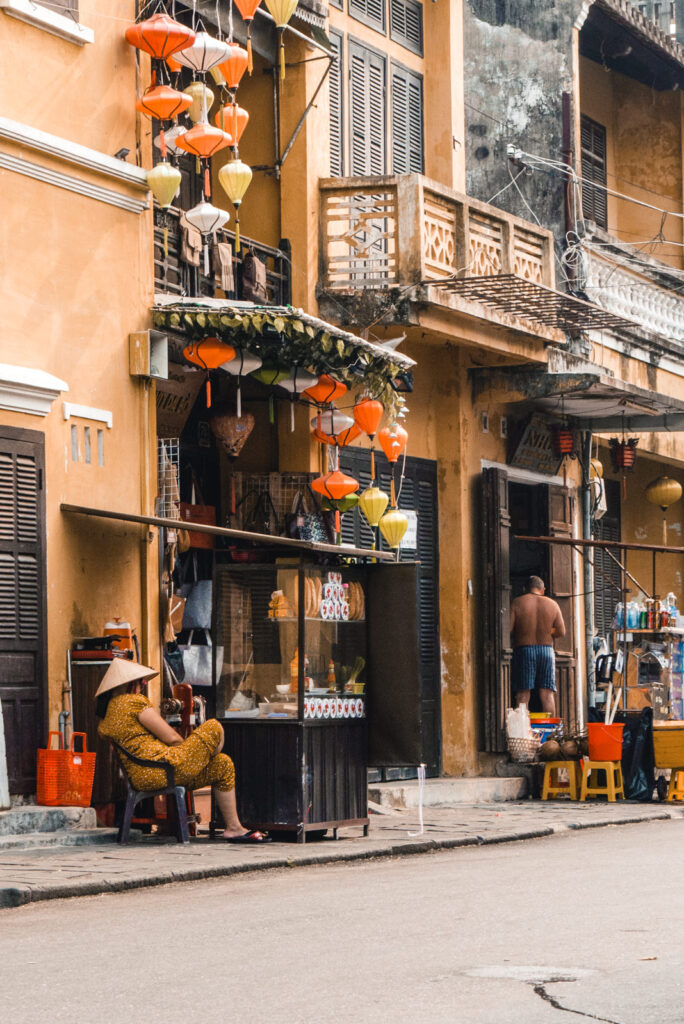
left=210, top=556, right=422, bottom=841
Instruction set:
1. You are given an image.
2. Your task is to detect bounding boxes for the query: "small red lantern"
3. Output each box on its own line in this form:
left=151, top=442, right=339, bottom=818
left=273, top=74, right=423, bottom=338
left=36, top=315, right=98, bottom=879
left=378, top=424, right=408, bottom=464
left=136, top=84, right=193, bottom=121
left=609, top=437, right=639, bottom=472
left=215, top=103, right=249, bottom=146
left=304, top=375, right=347, bottom=405
left=550, top=424, right=576, bottom=458
left=125, top=13, right=195, bottom=60
left=176, top=122, right=233, bottom=159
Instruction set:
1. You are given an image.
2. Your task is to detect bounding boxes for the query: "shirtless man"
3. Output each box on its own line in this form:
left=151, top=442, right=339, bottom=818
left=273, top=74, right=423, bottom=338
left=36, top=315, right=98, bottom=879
left=510, top=575, right=566, bottom=715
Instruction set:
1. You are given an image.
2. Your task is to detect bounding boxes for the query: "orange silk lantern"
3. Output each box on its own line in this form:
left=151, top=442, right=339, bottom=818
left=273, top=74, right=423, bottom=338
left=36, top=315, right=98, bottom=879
left=312, top=470, right=359, bottom=501
left=378, top=423, right=408, bottom=464
left=353, top=398, right=384, bottom=438
left=166, top=54, right=183, bottom=73
left=175, top=122, right=233, bottom=159
left=233, top=0, right=262, bottom=72
left=125, top=13, right=195, bottom=60
left=215, top=103, right=249, bottom=147
left=303, top=374, right=347, bottom=405
left=183, top=337, right=236, bottom=406
left=136, top=83, right=193, bottom=120
left=217, top=42, right=249, bottom=89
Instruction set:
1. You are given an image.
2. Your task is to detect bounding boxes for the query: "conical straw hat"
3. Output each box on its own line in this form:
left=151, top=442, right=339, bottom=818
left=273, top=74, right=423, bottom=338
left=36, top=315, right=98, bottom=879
left=94, top=658, right=159, bottom=697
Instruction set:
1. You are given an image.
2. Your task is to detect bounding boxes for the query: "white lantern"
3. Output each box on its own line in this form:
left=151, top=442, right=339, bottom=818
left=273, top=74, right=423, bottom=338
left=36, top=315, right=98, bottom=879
left=220, top=349, right=262, bottom=418
left=311, top=410, right=355, bottom=436
left=174, top=32, right=230, bottom=73
left=279, top=368, right=318, bottom=394
left=154, top=124, right=186, bottom=155
left=185, top=201, right=230, bottom=274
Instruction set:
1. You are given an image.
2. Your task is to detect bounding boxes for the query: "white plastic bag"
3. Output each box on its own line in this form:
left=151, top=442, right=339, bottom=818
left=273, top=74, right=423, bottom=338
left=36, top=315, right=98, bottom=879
left=506, top=705, right=533, bottom=740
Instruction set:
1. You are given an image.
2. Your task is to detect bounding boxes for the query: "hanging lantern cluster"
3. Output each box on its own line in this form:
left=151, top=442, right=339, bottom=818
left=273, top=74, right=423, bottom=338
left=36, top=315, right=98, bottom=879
left=127, top=9, right=254, bottom=261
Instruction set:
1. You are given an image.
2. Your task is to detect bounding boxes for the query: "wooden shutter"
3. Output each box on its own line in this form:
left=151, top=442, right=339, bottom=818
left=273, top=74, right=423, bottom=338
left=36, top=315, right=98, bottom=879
left=349, top=41, right=386, bottom=175
left=546, top=485, right=578, bottom=730
left=390, top=0, right=423, bottom=54
left=329, top=32, right=345, bottom=177
left=481, top=468, right=512, bottom=752
left=580, top=114, right=607, bottom=228
left=0, top=431, right=46, bottom=795
left=391, top=63, right=424, bottom=174
left=349, top=0, right=385, bottom=32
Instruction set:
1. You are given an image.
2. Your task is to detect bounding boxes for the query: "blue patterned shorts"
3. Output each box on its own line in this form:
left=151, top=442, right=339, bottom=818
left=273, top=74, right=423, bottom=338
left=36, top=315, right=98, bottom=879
left=512, top=645, right=556, bottom=692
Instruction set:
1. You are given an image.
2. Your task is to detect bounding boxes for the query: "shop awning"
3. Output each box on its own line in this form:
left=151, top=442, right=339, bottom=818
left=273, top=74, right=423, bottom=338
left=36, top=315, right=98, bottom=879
left=431, top=275, right=637, bottom=333
left=472, top=364, right=684, bottom=433
left=60, top=504, right=397, bottom=562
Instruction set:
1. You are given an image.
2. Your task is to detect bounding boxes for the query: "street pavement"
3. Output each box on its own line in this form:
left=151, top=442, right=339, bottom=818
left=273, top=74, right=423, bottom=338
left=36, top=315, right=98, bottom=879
left=1, top=818, right=683, bottom=1023
left=0, top=799, right=680, bottom=907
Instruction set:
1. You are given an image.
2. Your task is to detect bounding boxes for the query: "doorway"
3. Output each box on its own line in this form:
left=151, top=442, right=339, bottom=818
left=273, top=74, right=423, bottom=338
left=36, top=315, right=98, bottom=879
left=0, top=427, right=47, bottom=794
left=482, top=467, right=578, bottom=750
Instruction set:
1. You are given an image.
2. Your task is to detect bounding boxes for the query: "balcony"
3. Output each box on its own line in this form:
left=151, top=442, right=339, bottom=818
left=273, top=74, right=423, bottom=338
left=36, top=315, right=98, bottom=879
left=317, top=175, right=624, bottom=344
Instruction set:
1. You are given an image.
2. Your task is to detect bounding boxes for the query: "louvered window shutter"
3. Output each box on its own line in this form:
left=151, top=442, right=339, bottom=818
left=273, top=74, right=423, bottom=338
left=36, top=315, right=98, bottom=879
left=391, top=64, right=424, bottom=174
left=36, top=0, right=78, bottom=11
left=349, top=0, right=385, bottom=31
left=580, top=114, right=607, bottom=228
left=329, top=32, right=344, bottom=176
left=390, top=0, right=423, bottom=54
left=349, top=42, right=387, bottom=175
left=0, top=449, right=40, bottom=643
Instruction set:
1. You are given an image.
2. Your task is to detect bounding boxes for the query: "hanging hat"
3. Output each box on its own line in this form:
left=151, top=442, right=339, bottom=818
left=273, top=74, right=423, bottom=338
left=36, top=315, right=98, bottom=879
left=94, top=659, right=158, bottom=697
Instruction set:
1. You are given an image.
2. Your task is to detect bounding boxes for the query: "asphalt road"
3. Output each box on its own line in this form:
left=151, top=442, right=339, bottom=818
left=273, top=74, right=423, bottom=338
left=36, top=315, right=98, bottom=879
left=1, top=818, right=683, bottom=1024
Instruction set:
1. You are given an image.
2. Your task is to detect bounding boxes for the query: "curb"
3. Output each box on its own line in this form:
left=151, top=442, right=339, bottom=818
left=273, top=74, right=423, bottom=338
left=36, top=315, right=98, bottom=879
left=0, top=809, right=678, bottom=909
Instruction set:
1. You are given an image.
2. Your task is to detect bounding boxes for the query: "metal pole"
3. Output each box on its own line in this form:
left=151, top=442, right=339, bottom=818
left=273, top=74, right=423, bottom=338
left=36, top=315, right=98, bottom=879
left=581, top=432, right=596, bottom=708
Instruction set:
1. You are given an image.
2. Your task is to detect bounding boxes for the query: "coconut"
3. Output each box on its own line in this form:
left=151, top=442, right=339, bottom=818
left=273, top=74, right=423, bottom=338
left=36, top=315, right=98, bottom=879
left=539, top=738, right=562, bottom=761
left=560, top=739, right=579, bottom=760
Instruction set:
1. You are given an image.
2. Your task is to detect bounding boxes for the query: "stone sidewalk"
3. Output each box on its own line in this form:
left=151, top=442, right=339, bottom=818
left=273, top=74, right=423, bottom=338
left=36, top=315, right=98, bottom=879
left=0, top=800, right=681, bottom=908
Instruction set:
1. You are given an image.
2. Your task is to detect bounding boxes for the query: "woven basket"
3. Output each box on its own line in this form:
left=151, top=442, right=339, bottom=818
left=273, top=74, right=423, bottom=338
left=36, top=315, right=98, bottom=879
left=507, top=736, right=540, bottom=764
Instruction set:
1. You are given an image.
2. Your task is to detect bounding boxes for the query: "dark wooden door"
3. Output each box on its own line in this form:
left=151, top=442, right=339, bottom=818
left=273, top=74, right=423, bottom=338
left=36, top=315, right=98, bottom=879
left=338, top=449, right=441, bottom=772
left=546, top=485, right=578, bottom=730
left=481, top=467, right=512, bottom=752
left=0, top=429, right=47, bottom=794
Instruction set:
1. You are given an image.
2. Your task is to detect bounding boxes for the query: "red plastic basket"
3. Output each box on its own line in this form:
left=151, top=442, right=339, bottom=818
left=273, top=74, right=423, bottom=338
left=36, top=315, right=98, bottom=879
left=36, top=732, right=96, bottom=807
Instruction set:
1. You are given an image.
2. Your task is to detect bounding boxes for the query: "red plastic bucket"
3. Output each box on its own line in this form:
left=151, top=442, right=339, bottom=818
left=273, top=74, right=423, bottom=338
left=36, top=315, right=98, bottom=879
left=587, top=722, right=624, bottom=761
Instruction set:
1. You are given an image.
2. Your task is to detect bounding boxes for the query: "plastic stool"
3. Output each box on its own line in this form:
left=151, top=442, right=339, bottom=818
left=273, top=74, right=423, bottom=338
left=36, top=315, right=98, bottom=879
left=667, top=768, right=684, bottom=802
left=541, top=761, right=580, bottom=800
left=579, top=760, right=624, bottom=802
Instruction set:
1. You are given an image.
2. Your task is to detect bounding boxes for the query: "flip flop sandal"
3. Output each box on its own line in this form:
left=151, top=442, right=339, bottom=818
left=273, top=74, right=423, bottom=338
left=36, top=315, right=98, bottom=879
left=223, top=830, right=272, bottom=844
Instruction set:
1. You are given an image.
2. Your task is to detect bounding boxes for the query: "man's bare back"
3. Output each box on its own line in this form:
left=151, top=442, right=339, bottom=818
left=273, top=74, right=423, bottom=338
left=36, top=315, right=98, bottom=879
left=510, top=592, right=566, bottom=647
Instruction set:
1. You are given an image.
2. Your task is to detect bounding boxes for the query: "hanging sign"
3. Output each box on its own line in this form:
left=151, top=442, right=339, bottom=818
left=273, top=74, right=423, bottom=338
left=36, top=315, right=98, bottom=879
left=401, top=510, right=418, bottom=551
left=509, top=414, right=561, bottom=475
left=156, top=362, right=205, bottom=438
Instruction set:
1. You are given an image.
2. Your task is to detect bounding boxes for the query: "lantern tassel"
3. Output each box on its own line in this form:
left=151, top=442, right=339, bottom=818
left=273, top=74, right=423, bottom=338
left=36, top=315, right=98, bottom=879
left=204, top=165, right=211, bottom=199
left=290, top=400, right=295, bottom=433
left=335, top=510, right=341, bottom=538
left=206, top=376, right=212, bottom=408
left=390, top=476, right=396, bottom=508
left=234, top=213, right=240, bottom=254
left=269, top=394, right=275, bottom=424
left=247, top=30, right=253, bottom=74
left=196, top=156, right=201, bottom=177
left=160, top=127, right=167, bottom=161
left=204, top=241, right=210, bottom=276
left=664, top=515, right=668, bottom=546
left=236, top=381, right=242, bottom=419
left=279, top=32, right=286, bottom=80
left=370, top=447, right=375, bottom=483
left=163, top=225, right=168, bottom=258
left=231, top=475, right=237, bottom=517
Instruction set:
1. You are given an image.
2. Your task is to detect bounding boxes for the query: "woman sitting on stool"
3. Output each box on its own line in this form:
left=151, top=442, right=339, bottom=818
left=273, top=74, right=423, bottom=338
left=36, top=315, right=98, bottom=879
left=95, top=659, right=269, bottom=844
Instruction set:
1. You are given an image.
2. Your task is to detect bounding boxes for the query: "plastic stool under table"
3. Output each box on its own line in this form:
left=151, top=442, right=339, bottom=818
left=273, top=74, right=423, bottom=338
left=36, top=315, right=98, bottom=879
left=541, top=760, right=580, bottom=800
left=579, top=760, right=625, bottom=802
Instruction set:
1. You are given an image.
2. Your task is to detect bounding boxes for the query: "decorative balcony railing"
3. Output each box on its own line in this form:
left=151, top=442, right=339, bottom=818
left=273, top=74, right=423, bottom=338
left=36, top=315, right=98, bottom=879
left=154, top=206, right=291, bottom=306
left=318, top=174, right=556, bottom=295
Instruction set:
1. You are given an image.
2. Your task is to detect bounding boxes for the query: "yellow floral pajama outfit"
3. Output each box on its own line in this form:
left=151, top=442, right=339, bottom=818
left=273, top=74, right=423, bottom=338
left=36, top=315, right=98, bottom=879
left=98, top=693, right=235, bottom=792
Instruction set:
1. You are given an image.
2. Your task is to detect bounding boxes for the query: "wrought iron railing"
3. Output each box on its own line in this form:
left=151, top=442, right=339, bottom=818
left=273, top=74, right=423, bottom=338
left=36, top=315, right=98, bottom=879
left=154, top=206, right=291, bottom=306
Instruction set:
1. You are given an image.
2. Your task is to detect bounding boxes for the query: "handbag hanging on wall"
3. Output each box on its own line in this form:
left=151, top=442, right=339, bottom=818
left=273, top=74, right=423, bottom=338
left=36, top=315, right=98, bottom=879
left=179, top=469, right=216, bottom=550
left=180, top=630, right=223, bottom=688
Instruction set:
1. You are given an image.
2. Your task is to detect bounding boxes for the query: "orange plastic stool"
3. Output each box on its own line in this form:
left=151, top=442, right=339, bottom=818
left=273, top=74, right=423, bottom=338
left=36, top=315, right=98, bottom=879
left=541, top=761, right=580, bottom=800
left=579, top=760, right=624, bottom=802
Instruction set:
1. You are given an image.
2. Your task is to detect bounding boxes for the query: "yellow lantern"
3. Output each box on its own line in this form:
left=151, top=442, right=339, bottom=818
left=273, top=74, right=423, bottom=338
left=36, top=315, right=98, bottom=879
left=185, top=80, right=215, bottom=123
left=646, top=475, right=683, bottom=544
left=218, top=157, right=252, bottom=253
left=379, top=508, right=409, bottom=549
left=263, top=0, right=298, bottom=78
left=358, top=487, right=389, bottom=529
left=146, top=161, right=182, bottom=256
left=590, top=458, right=603, bottom=480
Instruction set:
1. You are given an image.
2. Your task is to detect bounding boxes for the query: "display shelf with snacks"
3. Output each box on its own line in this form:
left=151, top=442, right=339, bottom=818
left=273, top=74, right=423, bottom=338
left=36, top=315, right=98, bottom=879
left=210, top=556, right=423, bottom=842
